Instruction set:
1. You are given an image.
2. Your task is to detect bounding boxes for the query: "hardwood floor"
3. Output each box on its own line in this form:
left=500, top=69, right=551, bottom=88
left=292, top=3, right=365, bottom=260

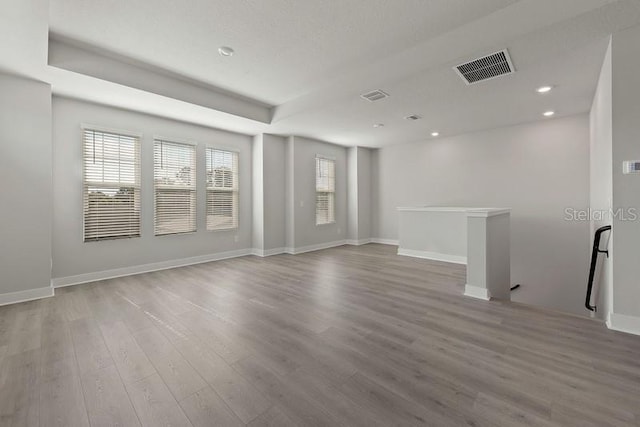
left=1, top=243, right=639, bottom=426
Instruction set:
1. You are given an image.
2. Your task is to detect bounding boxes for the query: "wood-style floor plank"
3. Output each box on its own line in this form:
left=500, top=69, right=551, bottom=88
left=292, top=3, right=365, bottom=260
left=124, top=373, right=192, bottom=427
left=0, top=244, right=639, bottom=426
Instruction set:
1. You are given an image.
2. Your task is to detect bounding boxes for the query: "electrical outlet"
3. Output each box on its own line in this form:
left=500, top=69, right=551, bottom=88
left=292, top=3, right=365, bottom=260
left=337, top=228, right=341, bottom=234
left=300, top=200, right=304, bottom=207
left=234, top=235, right=239, bottom=242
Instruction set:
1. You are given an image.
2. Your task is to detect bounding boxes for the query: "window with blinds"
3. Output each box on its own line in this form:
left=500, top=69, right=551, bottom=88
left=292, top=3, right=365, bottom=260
left=83, top=128, right=141, bottom=241
left=316, top=156, right=336, bottom=225
left=206, top=148, right=239, bottom=230
left=154, top=140, right=197, bottom=235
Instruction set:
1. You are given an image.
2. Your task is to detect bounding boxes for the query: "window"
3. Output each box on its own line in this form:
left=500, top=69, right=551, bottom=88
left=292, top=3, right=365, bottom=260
left=316, top=156, right=335, bottom=225
left=83, top=128, right=141, bottom=241
left=154, top=140, right=196, bottom=235
left=206, top=148, right=239, bottom=230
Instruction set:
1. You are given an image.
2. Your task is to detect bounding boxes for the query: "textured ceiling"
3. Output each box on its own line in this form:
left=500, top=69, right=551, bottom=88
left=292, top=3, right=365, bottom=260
left=47, top=0, right=640, bottom=147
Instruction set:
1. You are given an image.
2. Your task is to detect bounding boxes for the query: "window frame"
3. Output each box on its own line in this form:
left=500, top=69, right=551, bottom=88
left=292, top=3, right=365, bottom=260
left=315, top=155, right=336, bottom=226
left=81, top=125, right=142, bottom=242
left=206, top=146, right=239, bottom=232
left=153, top=138, right=198, bottom=236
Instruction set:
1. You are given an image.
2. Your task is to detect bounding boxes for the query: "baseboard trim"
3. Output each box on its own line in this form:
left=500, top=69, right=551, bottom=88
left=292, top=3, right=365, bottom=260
left=251, top=247, right=286, bottom=257
left=346, top=238, right=372, bottom=246
left=464, top=284, right=491, bottom=301
left=0, top=286, right=54, bottom=307
left=607, top=312, right=640, bottom=336
left=286, top=240, right=347, bottom=255
left=371, top=238, right=399, bottom=246
left=52, top=248, right=254, bottom=288
left=397, top=248, right=467, bottom=265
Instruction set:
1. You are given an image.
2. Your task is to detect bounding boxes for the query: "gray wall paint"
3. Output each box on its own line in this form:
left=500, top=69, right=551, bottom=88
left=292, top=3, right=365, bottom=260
left=288, top=136, right=347, bottom=249
left=356, top=147, right=372, bottom=241
left=611, top=24, right=640, bottom=320
left=372, top=115, right=591, bottom=315
left=589, top=37, right=613, bottom=319
left=262, top=134, right=287, bottom=251
left=347, top=147, right=359, bottom=241
left=252, top=134, right=264, bottom=250
left=0, top=73, right=52, bottom=294
left=52, top=97, right=253, bottom=279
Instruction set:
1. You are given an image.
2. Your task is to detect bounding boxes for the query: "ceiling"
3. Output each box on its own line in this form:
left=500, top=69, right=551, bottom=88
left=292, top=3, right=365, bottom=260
left=47, top=0, right=640, bottom=147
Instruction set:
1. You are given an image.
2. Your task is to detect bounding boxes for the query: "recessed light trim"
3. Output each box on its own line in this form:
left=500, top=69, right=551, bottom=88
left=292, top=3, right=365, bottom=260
left=431, top=132, right=439, bottom=137
left=218, top=46, right=235, bottom=57
left=404, top=114, right=421, bottom=121
left=543, top=111, right=555, bottom=117
left=373, top=123, right=385, bottom=128
left=536, top=85, right=553, bottom=93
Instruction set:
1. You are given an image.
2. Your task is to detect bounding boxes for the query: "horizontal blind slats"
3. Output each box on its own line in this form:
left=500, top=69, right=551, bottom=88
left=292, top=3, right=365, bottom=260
left=154, top=140, right=197, bottom=235
left=83, top=129, right=141, bottom=241
left=316, top=157, right=336, bottom=224
left=206, top=148, right=239, bottom=230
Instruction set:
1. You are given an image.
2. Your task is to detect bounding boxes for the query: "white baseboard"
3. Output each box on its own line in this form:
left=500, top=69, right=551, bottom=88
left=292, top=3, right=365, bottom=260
left=397, top=248, right=467, bottom=265
left=251, top=247, right=286, bottom=257
left=464, top=284, right=490, bottom=301
left=607, top=312, right=640, bottom=336
left=371, top=238, right=399, bottom=246
left=52, top=248, right=254, bottom=288
left=0, top=286, right=54, bottom=307
left=285, top=240, right=347, bottom=255
left=346, top=238, right=372, bottom=246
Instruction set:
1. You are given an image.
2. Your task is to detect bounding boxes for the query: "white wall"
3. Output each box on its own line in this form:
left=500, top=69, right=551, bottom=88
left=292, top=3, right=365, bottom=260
left=52, top=97, right=253, bottom=282
left=0, top=73, right=53, bottom=300
left=589, top=37, right=613, bottom=320
left=372, top=115, right=591, bottom=315
left=610, top=24, right=640, bottom=328
left=287, top=136, right=348, bottom=250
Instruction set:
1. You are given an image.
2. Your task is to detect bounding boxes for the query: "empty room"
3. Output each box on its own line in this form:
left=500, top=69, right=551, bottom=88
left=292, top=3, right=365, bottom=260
left=2, top=0, right=640, bottom=426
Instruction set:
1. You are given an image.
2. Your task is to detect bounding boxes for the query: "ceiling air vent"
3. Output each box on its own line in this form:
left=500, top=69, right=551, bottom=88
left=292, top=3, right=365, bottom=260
left=454, top=49, right=515, bottom=85
left=360, top=89, right=389, bottom=102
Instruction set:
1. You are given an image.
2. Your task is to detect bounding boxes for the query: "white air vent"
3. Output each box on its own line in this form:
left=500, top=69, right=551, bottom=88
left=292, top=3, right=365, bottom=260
left=360, top=89, right=389, bottom=102
left=404, top=114, right=421, bottom=121
left=454, top=49, right=515, bottom=85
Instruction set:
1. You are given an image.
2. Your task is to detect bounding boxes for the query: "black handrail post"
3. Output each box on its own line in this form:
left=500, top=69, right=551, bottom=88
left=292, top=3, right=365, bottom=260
left=585, top=225, right=612, bottom=312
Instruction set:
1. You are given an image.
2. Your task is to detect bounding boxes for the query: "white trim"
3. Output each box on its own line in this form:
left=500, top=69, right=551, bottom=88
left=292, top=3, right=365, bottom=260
left=81, top=123, right=142, bottom=138
left=397, top=248, right=467, bottom=265
left=466, top=208, right=511, bottom=218
left=251, top=247, right=286, bottom=257
left=285, top=240, right=346, bottom=255
left=464, top=284, right=491, bottom=301
left=0, top=286, right=54, bottom=307
left=346, top=238, right=372, bottom=246
left=154, top=135, right=198, bottom=146
left=607, top=312, right=640, bottom=336
left=52, top=248, right=253, bottom=288
left=371, top=238, right=399, bottom=246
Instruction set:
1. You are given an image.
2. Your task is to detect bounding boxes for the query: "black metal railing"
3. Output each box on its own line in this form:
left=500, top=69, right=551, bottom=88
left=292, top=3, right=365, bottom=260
left=585, top=225, right=612, bottom=312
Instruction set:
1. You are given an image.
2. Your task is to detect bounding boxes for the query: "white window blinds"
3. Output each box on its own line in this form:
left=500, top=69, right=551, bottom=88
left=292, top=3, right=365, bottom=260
left=83, top=129, right=141, bottom=241
left=206, top=148, right=239, bottom=230
left=154, top=140, right=197, bottom=235
left=316, top=156, right=336, bottom=225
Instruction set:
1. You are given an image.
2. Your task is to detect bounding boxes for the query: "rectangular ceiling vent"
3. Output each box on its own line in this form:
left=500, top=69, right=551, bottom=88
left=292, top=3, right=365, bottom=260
left=360, top=89, right=389, bottom=102
left=454, top=49, right=515, bottom=85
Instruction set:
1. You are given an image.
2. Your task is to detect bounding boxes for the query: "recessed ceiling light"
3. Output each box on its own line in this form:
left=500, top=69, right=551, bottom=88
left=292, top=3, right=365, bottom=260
left=218, top=46, right=234, bottom=57
left=373, top=123, right=385, bottom=128
left=536, top=85, right=553, bottom=94
left=543, top=111, right=555, bottom=117
left=404, top=114, right=421, bottom=121
left=431, top=132, right=439, bottom=137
